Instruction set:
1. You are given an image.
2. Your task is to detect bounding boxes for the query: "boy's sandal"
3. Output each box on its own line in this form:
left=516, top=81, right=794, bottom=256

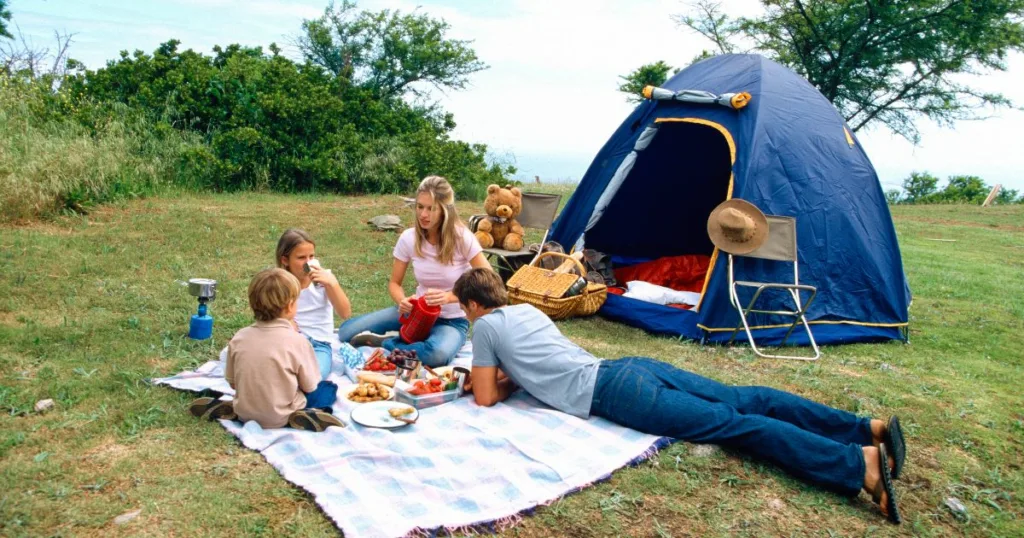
left=872, top=443, right=902, bottom=524
left=188, top=397, right=216, bottom=418
left=884, top=416, right=907, bottom=479
left=189, top=397, right=236, bottom=421
left=289, top=410, right=346, bottom=432
left=312, top=410, right=346, bottom=429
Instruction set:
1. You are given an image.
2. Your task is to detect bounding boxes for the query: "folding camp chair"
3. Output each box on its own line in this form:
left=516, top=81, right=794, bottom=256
left=476, top=192, right=561, bottom=280
left=726, top=215, right=820, bottom=361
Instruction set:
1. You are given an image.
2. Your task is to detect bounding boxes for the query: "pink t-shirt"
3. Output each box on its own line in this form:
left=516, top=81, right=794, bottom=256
left=393, top=226, right=483, bottom=319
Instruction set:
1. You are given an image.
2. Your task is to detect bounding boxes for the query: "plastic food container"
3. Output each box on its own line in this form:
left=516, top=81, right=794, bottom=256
left=393, top=386, right=463, bottom=410
left=393, top=370, right=466, bottom=410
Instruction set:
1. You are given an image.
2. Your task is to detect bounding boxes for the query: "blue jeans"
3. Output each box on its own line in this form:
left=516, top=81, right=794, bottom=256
left=306, top=336, right=333, bottom=380
left=590, top=357, right=871, bottom=496
left=304, top=380, right=338, bottom=412
left=336, top=306, right=470, bottom=367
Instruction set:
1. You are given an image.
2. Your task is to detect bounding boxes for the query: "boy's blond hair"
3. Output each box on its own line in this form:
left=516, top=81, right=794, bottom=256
left=248, top=268, right=300, bottom=322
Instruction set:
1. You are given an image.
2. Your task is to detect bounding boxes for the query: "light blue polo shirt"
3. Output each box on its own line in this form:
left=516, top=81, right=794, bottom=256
left=471, top=304, right=601, bottom=418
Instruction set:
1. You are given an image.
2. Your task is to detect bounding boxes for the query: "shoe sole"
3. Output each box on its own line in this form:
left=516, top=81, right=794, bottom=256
left=312, top=410, right=346, bottom=429
left=885, top=416, right=906, bottom=479
left=189, top=397, right=216, bottom=418
left=288, top=410, right=322, bottom=432
left=350, top=333, right=389, bottom=347
left=288, top=410, right=346, bottom=431
left=879, top=443, right=901, bottom=524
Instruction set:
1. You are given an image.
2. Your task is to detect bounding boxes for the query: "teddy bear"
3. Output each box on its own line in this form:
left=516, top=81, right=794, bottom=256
left=475, top=184, right=526, bottom=251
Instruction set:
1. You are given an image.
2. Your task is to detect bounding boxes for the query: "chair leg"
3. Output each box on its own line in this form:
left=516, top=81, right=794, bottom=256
left=738, top=285, right=771, bottom=359
left=732, top=285, right=820, bottom=361
left=779, top=289, right=805, bottom=346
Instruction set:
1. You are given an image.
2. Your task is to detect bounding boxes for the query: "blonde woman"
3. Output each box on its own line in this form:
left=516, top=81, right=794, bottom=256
left=338, top=176, right=491, bottom=366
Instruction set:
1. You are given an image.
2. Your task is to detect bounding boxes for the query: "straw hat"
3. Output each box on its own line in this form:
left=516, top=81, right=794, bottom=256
left=707, top=199, right=768, bottom=255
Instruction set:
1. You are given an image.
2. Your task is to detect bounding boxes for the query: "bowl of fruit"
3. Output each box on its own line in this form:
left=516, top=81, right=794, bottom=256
left=361, top=348, right=397, bottom=373
left=387, top=349, right=422, bottom=382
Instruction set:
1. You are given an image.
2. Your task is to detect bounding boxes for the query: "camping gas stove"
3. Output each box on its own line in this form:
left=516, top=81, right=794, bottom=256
left=185, top=278, right=217, bottom=340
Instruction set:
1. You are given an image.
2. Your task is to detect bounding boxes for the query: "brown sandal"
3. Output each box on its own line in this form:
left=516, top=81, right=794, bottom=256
left=872, top=443, right=901, bottom=524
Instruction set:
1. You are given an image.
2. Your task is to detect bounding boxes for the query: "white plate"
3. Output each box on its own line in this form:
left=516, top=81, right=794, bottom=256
left=350, top=401, right=419, bottom=429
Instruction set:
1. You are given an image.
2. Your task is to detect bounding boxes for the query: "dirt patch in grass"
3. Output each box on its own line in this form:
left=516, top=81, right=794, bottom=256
left=899, top=215, right=1024, bottom=232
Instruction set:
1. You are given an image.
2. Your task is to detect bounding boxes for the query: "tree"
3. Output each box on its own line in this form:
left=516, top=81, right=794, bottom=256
left=995, top=187, right=1020, bottom=204
left=296, top=0, right=487, bottom=100
left=617, top=61, right=676, bottom=103
left=901, top=171, right=939, bottom=203
left=884, top=189, right=903, bottom=205
left=936, top=175, right=989, bottom=203
left=675, top=1, right=1024, bottom=143
left=0, top=0, right=11, bottom=40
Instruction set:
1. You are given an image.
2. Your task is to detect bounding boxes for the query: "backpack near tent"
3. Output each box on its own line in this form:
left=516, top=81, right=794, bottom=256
left=549, top=54, right=911, bottom=346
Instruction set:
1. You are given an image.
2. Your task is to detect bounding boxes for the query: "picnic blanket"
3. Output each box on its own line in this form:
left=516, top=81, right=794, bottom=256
left=154, top=346, right=670, bottom=538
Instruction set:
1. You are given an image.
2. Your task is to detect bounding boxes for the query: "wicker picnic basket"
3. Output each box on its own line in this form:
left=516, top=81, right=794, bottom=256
left=506, top=252, right=608, bottom=320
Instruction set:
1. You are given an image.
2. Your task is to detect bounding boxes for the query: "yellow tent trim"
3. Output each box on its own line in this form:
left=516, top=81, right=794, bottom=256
left=844, top=127, right=855, bottom=147
left=653, top=118, right=737, bottom=312
left=697, top=320, right=909, bottom=332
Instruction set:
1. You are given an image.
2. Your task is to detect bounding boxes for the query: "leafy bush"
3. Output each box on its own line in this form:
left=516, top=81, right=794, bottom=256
left=68, top=38, right=512, bottom=200
left=0, top=74, right=205, bottom=221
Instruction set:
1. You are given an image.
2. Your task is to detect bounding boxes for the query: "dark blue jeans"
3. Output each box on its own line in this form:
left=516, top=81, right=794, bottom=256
left=304, top=380, right=338, bottom=412
left=590, top=357, right=871, bottom=495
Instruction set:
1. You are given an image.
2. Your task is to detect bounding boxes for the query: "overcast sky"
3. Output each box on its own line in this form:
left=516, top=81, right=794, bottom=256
left=10, top=0, right=1024, bottom=192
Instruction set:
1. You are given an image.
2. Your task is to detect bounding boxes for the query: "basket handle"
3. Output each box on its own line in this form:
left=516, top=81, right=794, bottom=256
left=532, top=251, right=586, bottom=275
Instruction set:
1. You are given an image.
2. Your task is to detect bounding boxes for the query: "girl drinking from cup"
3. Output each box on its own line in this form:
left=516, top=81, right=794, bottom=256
left=276, top=228, right=353, bottom=379
left=337, top=176, right=491, bottom=367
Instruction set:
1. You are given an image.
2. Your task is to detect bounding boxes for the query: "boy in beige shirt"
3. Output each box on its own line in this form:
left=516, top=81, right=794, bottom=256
left=189, top=268, right=345, bottom=431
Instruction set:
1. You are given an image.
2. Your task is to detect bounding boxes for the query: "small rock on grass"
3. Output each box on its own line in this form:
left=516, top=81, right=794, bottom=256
left=34, top=399, right=55, bottom=413
left=691, top=444, right=720, bottom=457
left=767, top=498, right=785, bottom=511
left=944, top=497, right=968, bottom=521
left=113, top=509, right=142, bottom=525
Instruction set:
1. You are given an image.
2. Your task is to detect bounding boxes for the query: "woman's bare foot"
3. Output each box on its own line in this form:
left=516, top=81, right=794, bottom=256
left=870, top=419, right=886, bottom=447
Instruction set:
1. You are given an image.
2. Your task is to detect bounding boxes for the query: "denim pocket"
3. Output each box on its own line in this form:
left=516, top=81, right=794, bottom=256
left=595, top=360, right=660, bottom=429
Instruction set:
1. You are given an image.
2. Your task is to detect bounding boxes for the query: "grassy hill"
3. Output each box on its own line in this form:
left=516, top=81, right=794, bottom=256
left=1, top=193, right=1021, bottom=537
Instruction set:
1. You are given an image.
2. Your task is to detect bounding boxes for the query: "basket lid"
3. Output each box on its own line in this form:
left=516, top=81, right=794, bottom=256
left=506, top=265, right=581, bottom=297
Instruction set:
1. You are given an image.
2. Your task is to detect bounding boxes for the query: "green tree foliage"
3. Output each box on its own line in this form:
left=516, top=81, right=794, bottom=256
left=884, top=189, right=903, bottom=205
left=901, top=171, right=939, bottom=203
left=896, top=171, right=1023, bottom=204
left=673, top=1, right=1024, bottom=143
left=69, top=37, right=510, bottom=196
left=297, top=0, right=487, bottom=100
left=617, top=61, right=676, bottom=103
left=938, top=175, right=989, bottom=203
left=0, top=0, right=11, bottom=40
left=996, top=187, right=1020, bottom=204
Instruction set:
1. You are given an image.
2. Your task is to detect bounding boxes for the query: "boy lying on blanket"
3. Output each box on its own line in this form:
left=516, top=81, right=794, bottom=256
left=188, top=268, right=346, bottom=432
left=452, top=268, right=909, bottom=524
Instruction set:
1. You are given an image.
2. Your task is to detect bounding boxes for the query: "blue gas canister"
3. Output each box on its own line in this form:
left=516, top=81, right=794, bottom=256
left=185, top=279, right=217, bottom=340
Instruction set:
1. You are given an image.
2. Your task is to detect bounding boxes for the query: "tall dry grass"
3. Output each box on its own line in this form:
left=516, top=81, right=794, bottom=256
left=0, top=76, right=205, bottom=222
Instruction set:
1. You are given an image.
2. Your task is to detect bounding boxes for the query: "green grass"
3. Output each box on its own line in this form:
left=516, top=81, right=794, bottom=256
left=1, top=194, right=1022, bottom=537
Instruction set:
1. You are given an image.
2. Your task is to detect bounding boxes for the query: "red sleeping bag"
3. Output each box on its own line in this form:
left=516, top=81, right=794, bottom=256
left=608, top=255, right=711, bottom=309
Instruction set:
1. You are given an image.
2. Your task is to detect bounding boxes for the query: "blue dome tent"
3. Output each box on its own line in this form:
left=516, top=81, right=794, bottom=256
left=549, top=54, right=911, bottom=345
